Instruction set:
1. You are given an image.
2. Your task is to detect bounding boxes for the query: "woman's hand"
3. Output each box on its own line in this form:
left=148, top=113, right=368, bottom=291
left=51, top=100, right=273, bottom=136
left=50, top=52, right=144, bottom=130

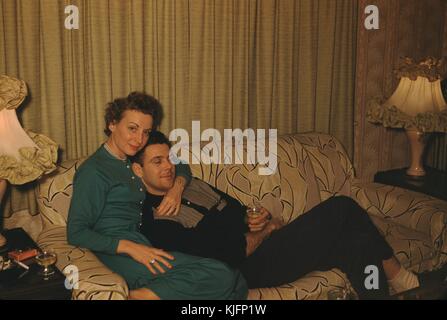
left=156, top=176, right=186, bottom=216
left=117, top=240, right=174, bottom=275
left=247, top=207, right=272, bottom=232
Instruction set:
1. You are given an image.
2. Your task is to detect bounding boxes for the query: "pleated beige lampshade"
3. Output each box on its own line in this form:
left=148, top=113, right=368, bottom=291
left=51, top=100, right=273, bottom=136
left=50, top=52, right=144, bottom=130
left=383, top=76, right=447, bottom=117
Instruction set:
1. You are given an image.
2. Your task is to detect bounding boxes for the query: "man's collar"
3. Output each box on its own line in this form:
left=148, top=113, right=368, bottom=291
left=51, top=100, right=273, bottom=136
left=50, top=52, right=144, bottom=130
left=145, top=192, right=164, bottom=208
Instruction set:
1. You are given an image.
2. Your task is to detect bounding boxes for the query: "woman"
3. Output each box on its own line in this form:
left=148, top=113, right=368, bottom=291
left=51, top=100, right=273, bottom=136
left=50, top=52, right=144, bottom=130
left=67, top=92, right=247, bottom=300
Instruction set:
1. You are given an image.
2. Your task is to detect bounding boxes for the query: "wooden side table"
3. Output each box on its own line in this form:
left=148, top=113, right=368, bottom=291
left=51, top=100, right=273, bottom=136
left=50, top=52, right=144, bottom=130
left=0, top=228, right=71, bottom=300
left=374, top=167, right=447, bottom=201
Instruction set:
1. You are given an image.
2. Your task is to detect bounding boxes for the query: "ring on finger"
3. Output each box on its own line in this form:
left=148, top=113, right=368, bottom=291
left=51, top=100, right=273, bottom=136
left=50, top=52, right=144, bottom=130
left=150, top=259, right=156, bottom=264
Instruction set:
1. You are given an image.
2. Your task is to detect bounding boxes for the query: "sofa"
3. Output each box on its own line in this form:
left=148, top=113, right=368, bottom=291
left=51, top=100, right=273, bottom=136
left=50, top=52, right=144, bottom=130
left=35, top=132, right=447, bottom=299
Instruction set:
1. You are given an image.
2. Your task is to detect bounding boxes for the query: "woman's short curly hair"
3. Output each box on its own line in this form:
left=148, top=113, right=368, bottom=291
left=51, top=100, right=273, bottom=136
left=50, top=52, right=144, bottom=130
left=104, top=92, right=164, bottom=136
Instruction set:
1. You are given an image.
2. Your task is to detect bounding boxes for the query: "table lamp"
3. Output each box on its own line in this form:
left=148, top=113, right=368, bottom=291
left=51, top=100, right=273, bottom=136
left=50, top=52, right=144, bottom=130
left=367, top=57, right=447, bottom=177
left=0, top=75, right=58, bottom=251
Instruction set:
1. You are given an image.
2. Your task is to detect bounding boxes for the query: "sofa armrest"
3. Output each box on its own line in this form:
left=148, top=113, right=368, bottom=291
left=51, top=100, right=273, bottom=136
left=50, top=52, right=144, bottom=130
left=351, top=181, right=447, bottom=266
left=36, top=226, right=128, bottom=300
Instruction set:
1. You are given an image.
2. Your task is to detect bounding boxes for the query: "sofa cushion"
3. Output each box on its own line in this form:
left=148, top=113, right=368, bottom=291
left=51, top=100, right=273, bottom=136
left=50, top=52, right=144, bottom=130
left=37, top=159, right=85, bottom=228
left=295, top=133, right=354, bottom=201
left=352, top=182, right=447, bottom=245
left=370, top=215, right=436, bottom=272
left=248, top=269, right=355, bottom=300
left=37, top=225, right=128, bottom=300
left=187, top=135, right=322, bottom=223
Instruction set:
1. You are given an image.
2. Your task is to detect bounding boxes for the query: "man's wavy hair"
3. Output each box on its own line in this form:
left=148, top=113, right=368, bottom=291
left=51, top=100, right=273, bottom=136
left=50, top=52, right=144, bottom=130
left=129, top=130, right=172, bottom=166
left=104, top=91, right=163, bottom=136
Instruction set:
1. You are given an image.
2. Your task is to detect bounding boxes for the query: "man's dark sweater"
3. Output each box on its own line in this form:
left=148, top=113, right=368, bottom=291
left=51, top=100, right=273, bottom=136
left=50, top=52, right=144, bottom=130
left=141, top=186, right=249, bottom=268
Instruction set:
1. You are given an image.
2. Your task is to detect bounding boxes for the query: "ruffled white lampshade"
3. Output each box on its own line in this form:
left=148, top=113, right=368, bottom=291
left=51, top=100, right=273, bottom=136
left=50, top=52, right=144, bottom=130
left=367, top=57, right=447, bottom=132
left=0, top=75, right=58, bottom=185
left=383, top=76, right=446, bottom=116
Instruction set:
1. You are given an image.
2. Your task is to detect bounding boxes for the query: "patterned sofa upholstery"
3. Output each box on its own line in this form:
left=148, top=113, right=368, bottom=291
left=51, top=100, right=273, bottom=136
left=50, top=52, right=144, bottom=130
left=35, top=132, right=447, bottom=300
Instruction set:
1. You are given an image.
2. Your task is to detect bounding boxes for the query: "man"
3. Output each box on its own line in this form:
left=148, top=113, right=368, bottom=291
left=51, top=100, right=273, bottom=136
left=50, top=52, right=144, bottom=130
left=131, top=131, right=423, bottom=299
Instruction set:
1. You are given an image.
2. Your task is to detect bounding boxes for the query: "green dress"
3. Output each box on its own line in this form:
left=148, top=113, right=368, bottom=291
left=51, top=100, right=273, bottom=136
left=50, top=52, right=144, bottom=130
left=67, top=145, right=247, bottom=300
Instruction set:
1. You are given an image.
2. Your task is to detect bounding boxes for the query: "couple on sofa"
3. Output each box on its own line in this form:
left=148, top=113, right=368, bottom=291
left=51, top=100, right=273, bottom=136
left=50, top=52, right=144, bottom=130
left=67, top=92, right=421, bottom=300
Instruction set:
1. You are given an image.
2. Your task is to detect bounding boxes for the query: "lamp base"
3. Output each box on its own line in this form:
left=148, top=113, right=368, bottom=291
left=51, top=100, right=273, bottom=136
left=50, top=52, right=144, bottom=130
left=405, top=129, right=429, bottom=177
left=406, top=167, right=426, bottom=177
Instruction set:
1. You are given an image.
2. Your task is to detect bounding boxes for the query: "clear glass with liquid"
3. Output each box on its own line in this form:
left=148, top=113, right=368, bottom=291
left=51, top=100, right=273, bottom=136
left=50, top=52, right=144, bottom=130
left=35, top=250, right=57, bottom=278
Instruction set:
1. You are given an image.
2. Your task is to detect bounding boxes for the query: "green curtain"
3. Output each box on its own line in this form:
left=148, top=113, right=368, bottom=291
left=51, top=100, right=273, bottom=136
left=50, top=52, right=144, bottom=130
left=0, top=0, right=358, bottom=216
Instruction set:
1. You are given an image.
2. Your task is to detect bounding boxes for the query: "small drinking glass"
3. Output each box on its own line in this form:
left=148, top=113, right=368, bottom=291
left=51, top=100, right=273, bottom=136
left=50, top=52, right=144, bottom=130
left=247, top=206, right=262, bottom=218
left=246, top=200, right=263, bottom=223
left=35, top=250, right=57, bottom=279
